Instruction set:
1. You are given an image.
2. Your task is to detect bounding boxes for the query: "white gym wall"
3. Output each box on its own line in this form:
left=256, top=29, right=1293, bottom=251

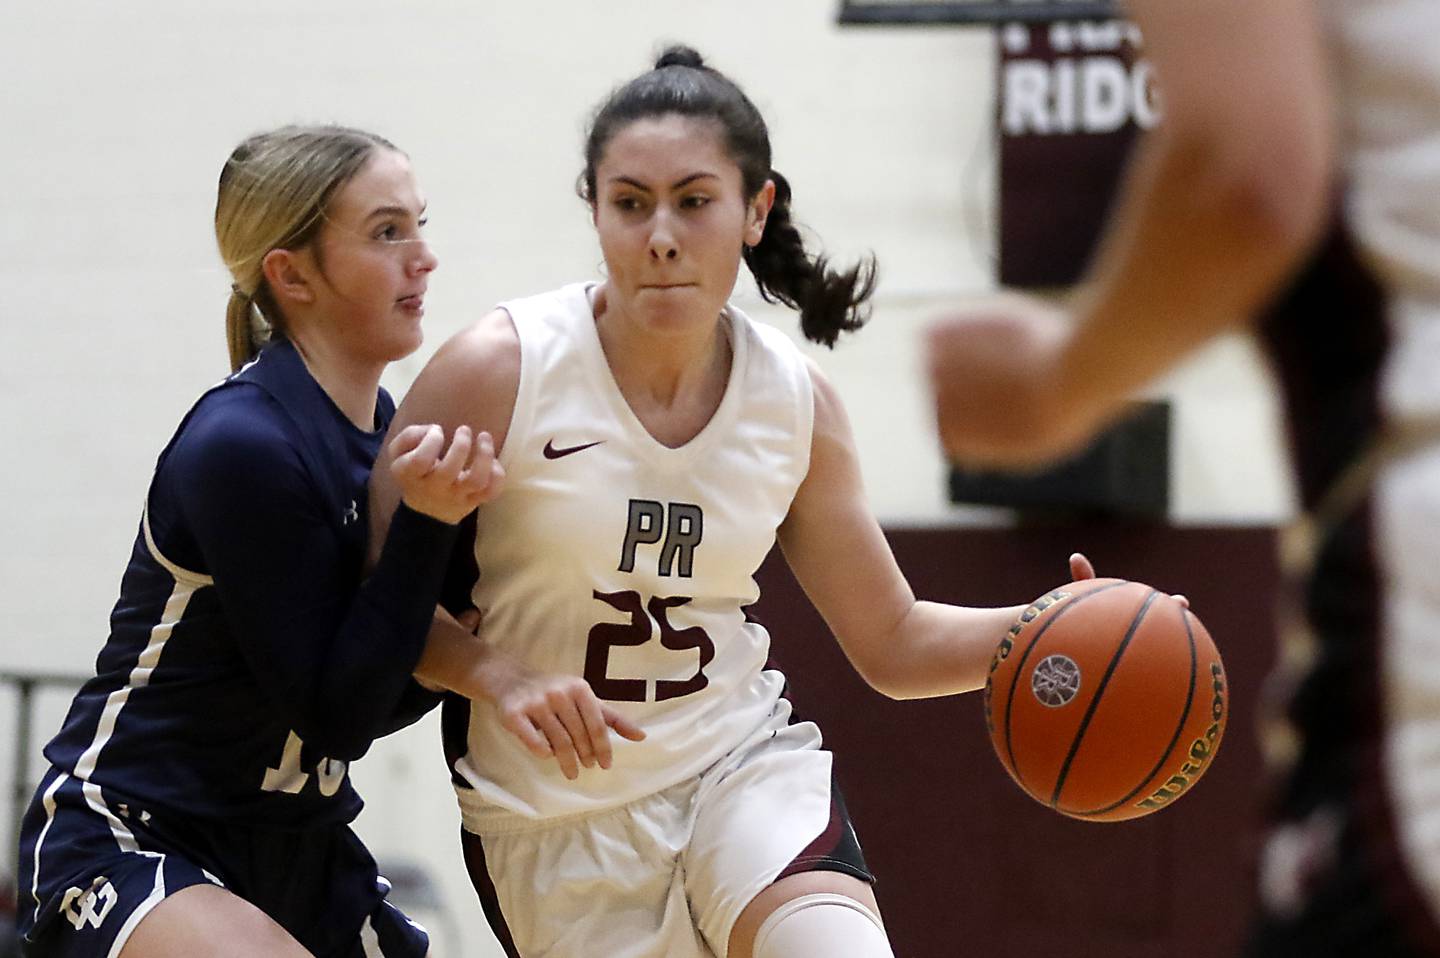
left=1, top=3, right=1291, bottom=953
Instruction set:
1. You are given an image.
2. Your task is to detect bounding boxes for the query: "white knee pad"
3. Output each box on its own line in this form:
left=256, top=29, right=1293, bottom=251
left=751, top=892, right=894, bottom=958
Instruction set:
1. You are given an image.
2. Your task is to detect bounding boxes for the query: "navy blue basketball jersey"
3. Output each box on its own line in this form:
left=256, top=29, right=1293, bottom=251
left=40, top=339, right=455, bottom=828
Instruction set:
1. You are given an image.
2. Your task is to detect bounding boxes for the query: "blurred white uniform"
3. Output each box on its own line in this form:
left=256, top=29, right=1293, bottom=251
left=1326, top=0, right=1440, bottom=927
left=1253, top=3, right=1440, bottom=953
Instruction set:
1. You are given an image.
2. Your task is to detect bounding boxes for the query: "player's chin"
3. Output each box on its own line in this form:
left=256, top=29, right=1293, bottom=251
left=383, top=318, right=426, bottom=360
left=640, top=288, right=724, bottom=332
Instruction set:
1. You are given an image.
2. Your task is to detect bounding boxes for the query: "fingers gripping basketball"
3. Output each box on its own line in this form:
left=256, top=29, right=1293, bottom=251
left=984, top=579, right=1227, bottom=822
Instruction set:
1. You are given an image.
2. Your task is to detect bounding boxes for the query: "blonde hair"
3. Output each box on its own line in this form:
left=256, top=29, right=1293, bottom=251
left=216, top=125, right=397, bottom=372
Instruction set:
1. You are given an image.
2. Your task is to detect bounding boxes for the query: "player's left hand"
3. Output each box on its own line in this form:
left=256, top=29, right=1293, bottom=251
left=925, top=296, right=1090, bottom=469
left=1065, top=552, right=1188, bottom=608
left=389, top=423, right=506, bottom=524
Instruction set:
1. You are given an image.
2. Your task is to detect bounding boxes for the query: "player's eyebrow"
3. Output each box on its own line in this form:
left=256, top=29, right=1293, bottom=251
left=364, top=202, right=427, bottom=221
left=609, top=172, right=721, bottom=192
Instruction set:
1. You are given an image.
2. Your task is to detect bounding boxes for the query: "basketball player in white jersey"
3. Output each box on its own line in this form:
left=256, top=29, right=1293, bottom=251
left=369, top=45, right=1097, bottom=958
left=928, top=1, right=1440, bottom=954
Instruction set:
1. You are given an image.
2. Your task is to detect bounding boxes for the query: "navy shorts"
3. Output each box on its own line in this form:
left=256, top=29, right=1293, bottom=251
left=18, top=768, right=428, bottom=958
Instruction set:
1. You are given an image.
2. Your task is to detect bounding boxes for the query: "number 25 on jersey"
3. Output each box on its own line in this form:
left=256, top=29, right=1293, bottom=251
left=585, top=499, right=714, bottom=703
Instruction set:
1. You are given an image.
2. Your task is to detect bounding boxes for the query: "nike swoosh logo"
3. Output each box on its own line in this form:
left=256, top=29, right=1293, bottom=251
left=543, top=438, right=605, bottom=460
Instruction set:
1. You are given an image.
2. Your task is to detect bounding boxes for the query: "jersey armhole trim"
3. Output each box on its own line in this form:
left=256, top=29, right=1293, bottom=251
left=141, top=504, right=214, bottom=588
left=793, top=353, right=817, bottom=489
left=496, top=305, right=538, bottom=471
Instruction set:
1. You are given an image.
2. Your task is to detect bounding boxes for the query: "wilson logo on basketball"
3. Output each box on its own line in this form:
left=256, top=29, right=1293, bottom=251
left=1031, top=654, right=1081, bottom=707
left=1134, top=661, right=1227, bottom=812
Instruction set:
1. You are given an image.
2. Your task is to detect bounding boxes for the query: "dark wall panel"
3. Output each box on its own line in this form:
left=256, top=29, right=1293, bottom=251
left=752, top=524, right=1278, bottom=957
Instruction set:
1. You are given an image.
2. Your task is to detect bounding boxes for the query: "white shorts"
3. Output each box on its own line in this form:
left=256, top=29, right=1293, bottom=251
left=462, top=698, right=847, bottom=958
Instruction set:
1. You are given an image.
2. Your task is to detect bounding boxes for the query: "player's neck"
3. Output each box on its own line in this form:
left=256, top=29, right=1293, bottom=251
left=593, top=295, right=732, bottom=445
left=288, top=332, right=383, bottom=431
left=596, top=291, right=728, bottom=396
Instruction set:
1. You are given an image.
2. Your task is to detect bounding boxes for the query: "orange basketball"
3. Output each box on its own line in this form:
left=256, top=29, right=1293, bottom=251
left=983, top=578, right=1227, bottom=822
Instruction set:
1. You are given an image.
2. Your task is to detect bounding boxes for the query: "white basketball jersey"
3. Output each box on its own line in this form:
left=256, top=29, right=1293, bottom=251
left=453, top=282, right=814, bottom=827
left=1323, top=0, right=1440, bottom=417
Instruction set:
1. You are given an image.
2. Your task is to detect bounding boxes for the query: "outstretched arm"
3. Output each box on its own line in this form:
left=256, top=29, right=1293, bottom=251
left=928, top=0, right=1335, bottom=467
left=779, top=362, right=1083, bottom=699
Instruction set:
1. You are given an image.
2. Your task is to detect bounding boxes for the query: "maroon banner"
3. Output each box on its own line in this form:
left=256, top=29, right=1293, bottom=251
left=997, top=18, right=1157, bottom=288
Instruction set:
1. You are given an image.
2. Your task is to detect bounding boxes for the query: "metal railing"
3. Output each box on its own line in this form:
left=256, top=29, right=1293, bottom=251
left=3, top=671, right=85, bottom=870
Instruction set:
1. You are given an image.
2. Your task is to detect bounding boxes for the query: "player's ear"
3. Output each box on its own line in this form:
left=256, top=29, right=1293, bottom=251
left=744, top=179, right=775, bottom=248
left=261, top=248, right=316, bottom=307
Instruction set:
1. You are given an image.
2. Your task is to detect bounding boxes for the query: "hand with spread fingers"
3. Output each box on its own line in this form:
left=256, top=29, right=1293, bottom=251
left=389, top=423, right=505, bottom=524
left=483, top=663, right=647, bottom=781
left=412, top=604, right=645, bottom=777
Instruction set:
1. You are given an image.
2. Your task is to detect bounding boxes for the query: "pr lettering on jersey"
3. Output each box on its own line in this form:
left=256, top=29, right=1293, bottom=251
left=618, top=500, right=704, bottom=577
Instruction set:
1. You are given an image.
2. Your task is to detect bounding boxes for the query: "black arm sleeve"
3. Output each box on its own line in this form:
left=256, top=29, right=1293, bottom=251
left=170, top=396, right=457, bottom=759
left=439, top=510, right=481, bottom=617
left=377, top=679, right=445, bottom=738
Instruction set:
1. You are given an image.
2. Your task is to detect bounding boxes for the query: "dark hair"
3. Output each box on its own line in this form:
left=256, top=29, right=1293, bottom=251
left=580, top=45, right=876, bottom=348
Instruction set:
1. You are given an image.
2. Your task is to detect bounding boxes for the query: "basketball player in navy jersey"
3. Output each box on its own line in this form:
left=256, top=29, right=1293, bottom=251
left=369, top=47, right=1097, bottom=958
left=16, top=125, right=509, bottom=958
left=928, top=1, right=1440, bottom=955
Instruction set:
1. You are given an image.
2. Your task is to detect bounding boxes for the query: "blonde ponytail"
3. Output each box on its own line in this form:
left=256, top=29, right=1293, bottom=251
left=215, top=125, right=396, bottom=372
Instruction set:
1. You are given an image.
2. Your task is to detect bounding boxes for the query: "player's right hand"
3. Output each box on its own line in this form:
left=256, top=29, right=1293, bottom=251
left=925, top=297, right=1085, bottom=468
left=389, top=423, right=505, bottom=524
left=490, top=669, right=647, bottom=781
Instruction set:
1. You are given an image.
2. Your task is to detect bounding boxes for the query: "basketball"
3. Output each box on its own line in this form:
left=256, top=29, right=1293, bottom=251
left=983, top=578, right=1227, bottom=822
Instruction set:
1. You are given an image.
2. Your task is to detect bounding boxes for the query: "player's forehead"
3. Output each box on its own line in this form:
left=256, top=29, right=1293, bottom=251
left=328, top=148, right=425, bottom=223
left=596, top=115, right=738, bottom=191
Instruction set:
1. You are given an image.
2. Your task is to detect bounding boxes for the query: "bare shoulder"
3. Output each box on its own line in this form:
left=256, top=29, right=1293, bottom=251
left=800, top=355, right=852, bottom=442
left=781, top=354, right=870, bottom=545
left=399, top=308, right=522, bottom=452
left=431, top=308, right=520, bottom=382
left=786, top=354, right=863, bottom=520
